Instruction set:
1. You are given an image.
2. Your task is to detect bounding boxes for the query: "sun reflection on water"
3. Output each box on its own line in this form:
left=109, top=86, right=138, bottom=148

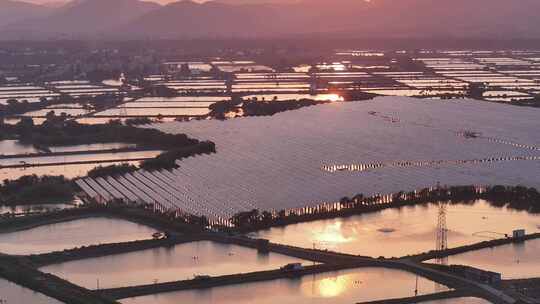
left=319, top=93, right=344, bottom=102
left=312, top=222, right=356, bottom=246
left=315, top=276, right=349, bottom=297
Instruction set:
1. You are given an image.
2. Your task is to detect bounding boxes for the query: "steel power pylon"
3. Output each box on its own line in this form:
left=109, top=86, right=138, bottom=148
left=119, top=103, right=128, bottom=117
left=436, top=202, right=448, bottom=265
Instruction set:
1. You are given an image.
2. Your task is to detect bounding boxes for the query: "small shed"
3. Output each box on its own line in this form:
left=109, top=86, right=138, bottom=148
left=513, top=229, right=526, bottom=238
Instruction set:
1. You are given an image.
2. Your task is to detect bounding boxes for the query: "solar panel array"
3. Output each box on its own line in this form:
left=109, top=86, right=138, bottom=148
left=77, top=96, right=540, bottom=223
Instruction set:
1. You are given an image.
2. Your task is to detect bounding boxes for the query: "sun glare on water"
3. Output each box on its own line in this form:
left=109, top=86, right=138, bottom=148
left=312, top=222, right=356, bottom=245
left=315, top=276, right=350, bottom=298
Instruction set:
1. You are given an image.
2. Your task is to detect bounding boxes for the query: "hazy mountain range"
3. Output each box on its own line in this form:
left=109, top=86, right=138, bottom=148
left=1, top=0, right=539, bottom=40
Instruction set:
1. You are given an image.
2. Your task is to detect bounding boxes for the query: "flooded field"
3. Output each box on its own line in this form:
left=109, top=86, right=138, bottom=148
left=0, top=84, right=59, bottom=105
left=136, top=96, right=230, bottom=103
left=41, top=240, right=309, bottom=289
left=122, top=101, right=215, bottom=108
left=21, top=108, right=89, bottom=117
left=244, top=93, right=344, bottom=102
left=94, top=107, right=210, bottom=117
left=249, top=200, right=540, bottom=258
left=47, top=81, right=121, bottom=98
left=0, top=277, right=63, bottom=304
left=432, top=238, right=540, bottom=279
left=120, top=267, right=448, bottom=304
left=0, top=217, right=157, bottom=255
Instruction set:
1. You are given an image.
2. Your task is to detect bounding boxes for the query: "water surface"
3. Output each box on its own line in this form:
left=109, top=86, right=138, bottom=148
left=41, top=240, right=309, bottom=289
left=431, top=238, right=540, bottom=279
left=49, top=143, right=137, bottom=153
left=0, top=278, right=63, bottom=304
left=120, top=267, right=448, bottom=304
left=250, top=200, right=540, bottom=258
left=0, top=160, right=140, bottom=180
left=0, top=217, right=156, bottom=255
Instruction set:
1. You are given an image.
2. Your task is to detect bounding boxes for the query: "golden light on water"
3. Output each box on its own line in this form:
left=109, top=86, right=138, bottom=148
left=312, top=222, right=356, bottom=245
left=301, top=275, right=354, bottom=298
left=316, top=94, right=344, bottom=102
left=316, top=276, right=349, bottom=297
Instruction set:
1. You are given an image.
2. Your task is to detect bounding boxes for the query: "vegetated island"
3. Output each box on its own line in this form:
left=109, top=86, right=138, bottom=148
left=0, top=117, right=215, bottom=207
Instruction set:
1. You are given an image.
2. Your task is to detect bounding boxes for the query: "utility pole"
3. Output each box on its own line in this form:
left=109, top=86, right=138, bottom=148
left=414, top=275, right=419, bottom=296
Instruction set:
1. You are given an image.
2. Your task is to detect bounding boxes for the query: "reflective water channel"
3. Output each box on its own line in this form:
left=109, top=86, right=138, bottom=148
left=0, top=217, right=157, bottom=255
left=0, top=277, right=63, bottom=304
left=250, top=200, right=540, bottom=258
left=0, top=160, right=141, bottom=180
left=40, top=240, right=310, bottom=289
left=119, top=267, right=449, bottom=304
left=0, top=150, right=161, bottom=167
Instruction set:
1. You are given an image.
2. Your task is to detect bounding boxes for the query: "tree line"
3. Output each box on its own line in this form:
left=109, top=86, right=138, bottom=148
left=1, top=118, right=200, bottom=150
left=228, top=185, right=540, bottom=231
left=0, top=175, right=74, bottom=206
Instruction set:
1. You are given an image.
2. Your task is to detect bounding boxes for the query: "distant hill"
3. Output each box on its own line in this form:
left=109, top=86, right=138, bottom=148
left=121, top=0, right=540, bottom=39
left=213, top=0, right=300, bottom=4
left=0, top=0, right=52, bottom=29
left=18, top=0, right=71, bottom=8
left=1, top=0, right=540, bottom=40
left=3, top=0, right=161, bottom=39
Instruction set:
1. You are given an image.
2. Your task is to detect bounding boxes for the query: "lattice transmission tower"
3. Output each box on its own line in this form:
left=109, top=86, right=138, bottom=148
left=435, top=202, right=448, bottom=265
left=119, top=103, right=128, bottom=117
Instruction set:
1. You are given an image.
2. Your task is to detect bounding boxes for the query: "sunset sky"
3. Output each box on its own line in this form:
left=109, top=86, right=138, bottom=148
left=22, top=0, right=307, bottom=6
left=24, top=0, right=224, bottom=4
